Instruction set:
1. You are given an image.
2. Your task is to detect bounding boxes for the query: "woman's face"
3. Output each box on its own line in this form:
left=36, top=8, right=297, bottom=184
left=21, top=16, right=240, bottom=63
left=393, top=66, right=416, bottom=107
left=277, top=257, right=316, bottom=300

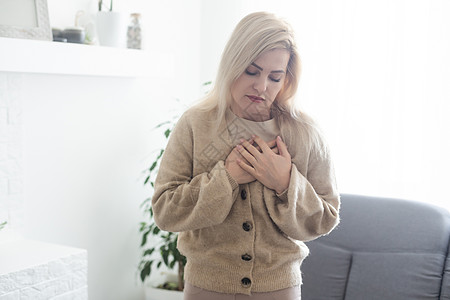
left=230, top=48, right=290, bottom=122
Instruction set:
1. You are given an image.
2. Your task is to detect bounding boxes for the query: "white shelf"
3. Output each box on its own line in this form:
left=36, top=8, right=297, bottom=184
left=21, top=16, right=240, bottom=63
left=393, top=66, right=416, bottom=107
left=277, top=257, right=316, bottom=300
left=0, top=37, right=172, bottom=78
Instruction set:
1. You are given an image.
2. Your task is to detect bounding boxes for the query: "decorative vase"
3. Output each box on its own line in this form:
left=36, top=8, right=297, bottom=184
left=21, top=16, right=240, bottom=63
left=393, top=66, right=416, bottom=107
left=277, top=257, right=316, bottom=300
left=95, top=11, right=127, bottom=48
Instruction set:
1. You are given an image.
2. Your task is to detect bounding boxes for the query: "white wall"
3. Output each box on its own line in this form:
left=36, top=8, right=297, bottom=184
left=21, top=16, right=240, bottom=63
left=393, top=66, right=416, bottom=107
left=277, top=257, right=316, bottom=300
left=0, top=74, right=25, bottom=238
left=199, top=0, right=450, bottom=211
left=1, top=1, right=202, bottom=300
left=19, top=73, right=169, bottom=300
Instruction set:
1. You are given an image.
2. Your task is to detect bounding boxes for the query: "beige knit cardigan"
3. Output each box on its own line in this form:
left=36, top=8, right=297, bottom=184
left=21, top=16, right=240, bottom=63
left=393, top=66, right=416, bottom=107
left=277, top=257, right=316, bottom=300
left=152, top=106, right=340, bottom=295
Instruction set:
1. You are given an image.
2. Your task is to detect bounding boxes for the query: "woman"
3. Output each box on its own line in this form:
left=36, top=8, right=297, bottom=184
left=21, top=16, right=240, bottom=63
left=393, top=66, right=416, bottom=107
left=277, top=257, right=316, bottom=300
left=152, top=11, right=340, bottom=300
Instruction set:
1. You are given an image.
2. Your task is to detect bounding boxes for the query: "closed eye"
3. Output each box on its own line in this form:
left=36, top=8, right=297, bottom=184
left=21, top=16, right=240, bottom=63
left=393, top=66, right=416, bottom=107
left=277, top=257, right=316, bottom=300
left=245, top=69, right=283, bottom=83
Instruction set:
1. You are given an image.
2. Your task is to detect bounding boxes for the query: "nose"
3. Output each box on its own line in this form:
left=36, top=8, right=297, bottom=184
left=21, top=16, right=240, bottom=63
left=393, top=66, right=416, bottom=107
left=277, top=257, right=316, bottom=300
left=253, top=76, right=267, bottom=94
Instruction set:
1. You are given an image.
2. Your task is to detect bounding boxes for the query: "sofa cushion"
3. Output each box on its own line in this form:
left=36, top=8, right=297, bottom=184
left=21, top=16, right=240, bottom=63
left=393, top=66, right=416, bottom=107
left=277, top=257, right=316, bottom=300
left=346, top=252, right=445, bottom=300
left=301, top=243, right=352, bottom=299
left=318, top=195, right=450, bottom=254
left=302, top=194, right=450, bottom=300
left=441, top=247, right=450, bottom=300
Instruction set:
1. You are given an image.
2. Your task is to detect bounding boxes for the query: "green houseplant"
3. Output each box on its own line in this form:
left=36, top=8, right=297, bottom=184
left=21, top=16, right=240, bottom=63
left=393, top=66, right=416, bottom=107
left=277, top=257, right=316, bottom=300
left=138, top=83, right=211, bottom=293
left=138, top=114, right=186, bottom=291
left=98, top=0, right=113, bottom=11
left=96, top=0, right=126, bottom=47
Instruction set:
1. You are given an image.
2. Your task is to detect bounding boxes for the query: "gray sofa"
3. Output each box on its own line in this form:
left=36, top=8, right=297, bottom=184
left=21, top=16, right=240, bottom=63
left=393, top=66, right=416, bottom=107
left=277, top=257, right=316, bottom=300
left=301, top=194, right=450, bottom=300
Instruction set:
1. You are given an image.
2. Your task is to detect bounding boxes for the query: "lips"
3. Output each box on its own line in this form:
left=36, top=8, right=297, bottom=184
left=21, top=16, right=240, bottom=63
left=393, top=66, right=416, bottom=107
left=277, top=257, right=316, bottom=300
left=247, top=95, right=264, bottom=103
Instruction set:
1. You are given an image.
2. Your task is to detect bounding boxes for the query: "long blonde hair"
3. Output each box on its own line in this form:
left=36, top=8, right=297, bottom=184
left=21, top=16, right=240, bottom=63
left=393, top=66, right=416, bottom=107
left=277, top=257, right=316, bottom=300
left=195, top=11, right=325, bottom=153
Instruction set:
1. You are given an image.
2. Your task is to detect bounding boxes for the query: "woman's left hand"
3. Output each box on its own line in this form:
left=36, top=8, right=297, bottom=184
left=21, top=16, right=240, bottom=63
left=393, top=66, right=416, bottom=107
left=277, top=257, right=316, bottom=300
left=236, top=135, right=292, bottom=194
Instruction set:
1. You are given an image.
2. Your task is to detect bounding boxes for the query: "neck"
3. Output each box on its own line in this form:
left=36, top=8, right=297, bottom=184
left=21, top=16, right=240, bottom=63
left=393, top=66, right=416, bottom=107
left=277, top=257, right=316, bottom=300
left=230, top=104, right=272, bottom=122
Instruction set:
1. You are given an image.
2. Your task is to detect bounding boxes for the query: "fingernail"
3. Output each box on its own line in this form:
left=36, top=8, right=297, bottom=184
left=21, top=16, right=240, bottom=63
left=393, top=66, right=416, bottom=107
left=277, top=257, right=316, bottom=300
left=236, top=144, right=242, bottom=150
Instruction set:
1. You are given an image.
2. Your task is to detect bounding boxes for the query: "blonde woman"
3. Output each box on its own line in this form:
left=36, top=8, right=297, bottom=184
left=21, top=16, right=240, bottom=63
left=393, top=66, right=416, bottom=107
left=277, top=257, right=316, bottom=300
left=152, top=11, right=340, bottom=300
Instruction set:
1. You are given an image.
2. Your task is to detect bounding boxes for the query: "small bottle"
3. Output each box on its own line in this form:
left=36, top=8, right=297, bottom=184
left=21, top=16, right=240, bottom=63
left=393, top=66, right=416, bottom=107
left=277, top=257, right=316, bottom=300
left=127, top=13, right=142, bottom=49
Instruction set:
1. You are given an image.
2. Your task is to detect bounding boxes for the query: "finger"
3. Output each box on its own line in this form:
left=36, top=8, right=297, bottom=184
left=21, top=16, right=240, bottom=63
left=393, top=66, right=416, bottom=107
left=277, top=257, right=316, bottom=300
left=252, top=135, right=272, bottom=154
left=276, top=136, right=290, bottom=158
left=233, top=148, right=252, bottom=164
left=237, top=158, right=256, bottom=175
left=272, top=146, right=279, bottom=154
left=266, top=138, right=277, bottom=150
left=248, top=138, right=262, bottom=152
left=240, top=138, right=261, bottom=158
left=236, top=144, right=257, bottom=165
left=249, top=138, right=276, bottom=153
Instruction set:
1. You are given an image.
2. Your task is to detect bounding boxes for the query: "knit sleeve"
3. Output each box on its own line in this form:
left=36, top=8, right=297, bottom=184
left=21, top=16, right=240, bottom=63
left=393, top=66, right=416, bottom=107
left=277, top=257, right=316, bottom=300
left=263, top=139, right=340, bottom=242
left=151, top=113, right=239, bottom=233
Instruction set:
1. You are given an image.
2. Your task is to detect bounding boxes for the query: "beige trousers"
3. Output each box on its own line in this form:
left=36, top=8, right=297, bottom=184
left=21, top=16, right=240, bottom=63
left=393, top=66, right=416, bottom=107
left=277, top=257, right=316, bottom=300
left=183, top=282, right=301, bottom=300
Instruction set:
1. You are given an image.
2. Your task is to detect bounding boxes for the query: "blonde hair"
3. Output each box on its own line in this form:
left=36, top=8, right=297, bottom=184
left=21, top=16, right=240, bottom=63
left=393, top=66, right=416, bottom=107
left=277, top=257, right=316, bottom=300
left=195, top=11, right=324, bottom=153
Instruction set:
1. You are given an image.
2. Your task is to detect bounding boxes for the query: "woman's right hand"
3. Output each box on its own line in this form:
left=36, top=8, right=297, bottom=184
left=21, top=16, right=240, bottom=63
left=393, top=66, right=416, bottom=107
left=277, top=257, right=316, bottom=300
left=225, top=146, right=256, bottom=184
left=225, top=137, right=278, bottom=184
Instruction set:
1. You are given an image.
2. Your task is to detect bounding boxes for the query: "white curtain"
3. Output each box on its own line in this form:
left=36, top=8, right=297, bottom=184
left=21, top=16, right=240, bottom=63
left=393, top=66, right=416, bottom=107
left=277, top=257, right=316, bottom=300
left=201, top=0, right=450, bottom=210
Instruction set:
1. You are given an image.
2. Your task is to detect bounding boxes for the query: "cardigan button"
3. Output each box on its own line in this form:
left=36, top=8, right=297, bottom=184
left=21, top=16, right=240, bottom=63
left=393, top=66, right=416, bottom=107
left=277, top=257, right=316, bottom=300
left=241, top=254, right=252, bottom=261
left=241, top=277, right=252, bottom=287
left=242, top=222, right=253, bottom=232
left=240, top=189, right=247, bottom=200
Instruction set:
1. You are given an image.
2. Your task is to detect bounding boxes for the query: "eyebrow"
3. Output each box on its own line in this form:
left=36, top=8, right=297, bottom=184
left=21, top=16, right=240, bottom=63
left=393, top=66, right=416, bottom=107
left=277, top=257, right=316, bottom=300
left=251, top=62, right=286, bottom=74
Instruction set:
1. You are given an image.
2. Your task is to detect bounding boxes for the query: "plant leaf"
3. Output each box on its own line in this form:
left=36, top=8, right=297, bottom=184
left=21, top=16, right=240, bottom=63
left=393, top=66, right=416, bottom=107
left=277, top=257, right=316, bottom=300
left=141, top=230, right=151, bottom=247
left=168, top=241, right=176, bottom=252
left=143, top=248, right=155, bottom=256
left=140, top=261, right=153, bottom=282
left=169, top=258, right=176, bottom=269
left=155, top=120, right=171, bottom=129
left=156, top=149, right=164, bottom=159
left=164, top=129, right=171, bottom=138
left=162, top=250, right=169, bottom=267
left=149, top=161, right=157, bottom=172
left=152, top=226, right=160, bottom=235
left=139, top=222, right=147, bottom=231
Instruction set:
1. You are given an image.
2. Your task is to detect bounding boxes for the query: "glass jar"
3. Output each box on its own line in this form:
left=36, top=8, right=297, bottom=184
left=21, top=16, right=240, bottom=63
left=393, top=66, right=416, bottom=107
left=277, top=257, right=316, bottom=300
left=127, top=13, right=142, bottom=49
